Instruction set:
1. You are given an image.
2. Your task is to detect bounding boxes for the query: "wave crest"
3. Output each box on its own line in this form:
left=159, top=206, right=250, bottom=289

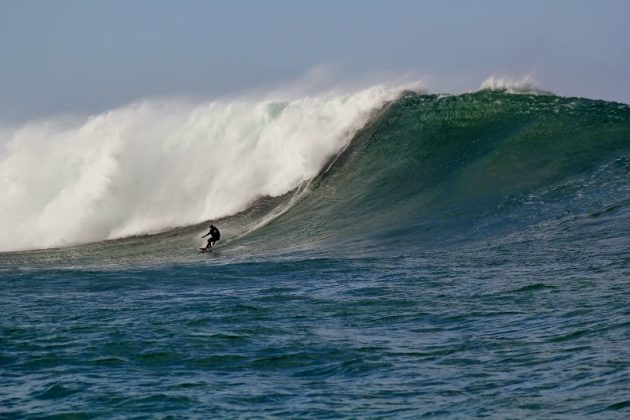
left=479, top=75, right=551, bottom=95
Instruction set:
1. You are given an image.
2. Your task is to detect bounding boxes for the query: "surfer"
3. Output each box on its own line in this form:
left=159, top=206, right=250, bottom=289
left=200, top=224, right=221, bottom=251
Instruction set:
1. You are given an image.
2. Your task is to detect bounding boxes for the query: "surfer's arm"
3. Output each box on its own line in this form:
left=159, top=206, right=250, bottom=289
left=201, top=231, right=209, bottom=238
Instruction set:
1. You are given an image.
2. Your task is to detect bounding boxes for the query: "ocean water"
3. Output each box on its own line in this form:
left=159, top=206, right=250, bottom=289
left=1, top=90, right=629, bottom=417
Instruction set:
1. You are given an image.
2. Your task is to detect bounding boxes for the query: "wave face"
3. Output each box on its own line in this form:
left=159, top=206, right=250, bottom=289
left=0, top=86, right=401, bottom=252
left=239, top=90, right=630, bottom=256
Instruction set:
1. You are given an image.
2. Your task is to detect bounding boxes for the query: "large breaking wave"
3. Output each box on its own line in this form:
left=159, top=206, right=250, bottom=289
left=1, top=83, right=629, bottom=259
left=0, top=86, right=404, bottom=251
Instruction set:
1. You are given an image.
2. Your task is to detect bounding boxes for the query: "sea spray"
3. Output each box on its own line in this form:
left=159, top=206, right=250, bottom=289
left=479, top=74, right=550, bottom=94
left=0, top=86, right=404, bottom=251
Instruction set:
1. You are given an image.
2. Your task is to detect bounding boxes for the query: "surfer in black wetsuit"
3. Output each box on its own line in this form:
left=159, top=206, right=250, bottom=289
left=200, top=224, right=221, bottom=251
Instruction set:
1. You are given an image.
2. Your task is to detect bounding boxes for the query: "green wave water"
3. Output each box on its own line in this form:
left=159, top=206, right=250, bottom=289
left=210, top=90, right=630, bottom=265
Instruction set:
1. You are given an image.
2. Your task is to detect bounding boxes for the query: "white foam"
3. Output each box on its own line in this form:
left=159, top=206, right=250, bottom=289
left=480, top=74, right=550, bottom=94
left=0, top=85, right=406, bottom=251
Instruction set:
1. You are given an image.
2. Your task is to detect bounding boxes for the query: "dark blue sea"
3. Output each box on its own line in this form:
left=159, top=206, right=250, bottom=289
left=1, top=91, right=629, bottom=417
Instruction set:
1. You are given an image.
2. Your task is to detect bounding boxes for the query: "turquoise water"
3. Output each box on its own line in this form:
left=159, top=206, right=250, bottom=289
left=1, top=91, right=629, bottom=417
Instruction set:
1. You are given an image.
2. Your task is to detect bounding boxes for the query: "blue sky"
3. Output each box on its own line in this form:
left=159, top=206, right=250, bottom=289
left=1, top=0, right=629, bottom=121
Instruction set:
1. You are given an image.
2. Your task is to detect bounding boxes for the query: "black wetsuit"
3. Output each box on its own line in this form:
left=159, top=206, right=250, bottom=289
left=209, top=227, right=220, bottom=245
left=203, top=226, right=220, bottom=249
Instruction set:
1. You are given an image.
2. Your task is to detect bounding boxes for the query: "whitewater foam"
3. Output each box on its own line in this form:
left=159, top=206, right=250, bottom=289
left=480, top=75, right=551, bottom=95
left=0, top=86, right=405, bottom=252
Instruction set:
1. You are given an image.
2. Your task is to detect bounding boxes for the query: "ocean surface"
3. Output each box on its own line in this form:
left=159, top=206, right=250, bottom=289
left=1, top=90, right=629, bottom=417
